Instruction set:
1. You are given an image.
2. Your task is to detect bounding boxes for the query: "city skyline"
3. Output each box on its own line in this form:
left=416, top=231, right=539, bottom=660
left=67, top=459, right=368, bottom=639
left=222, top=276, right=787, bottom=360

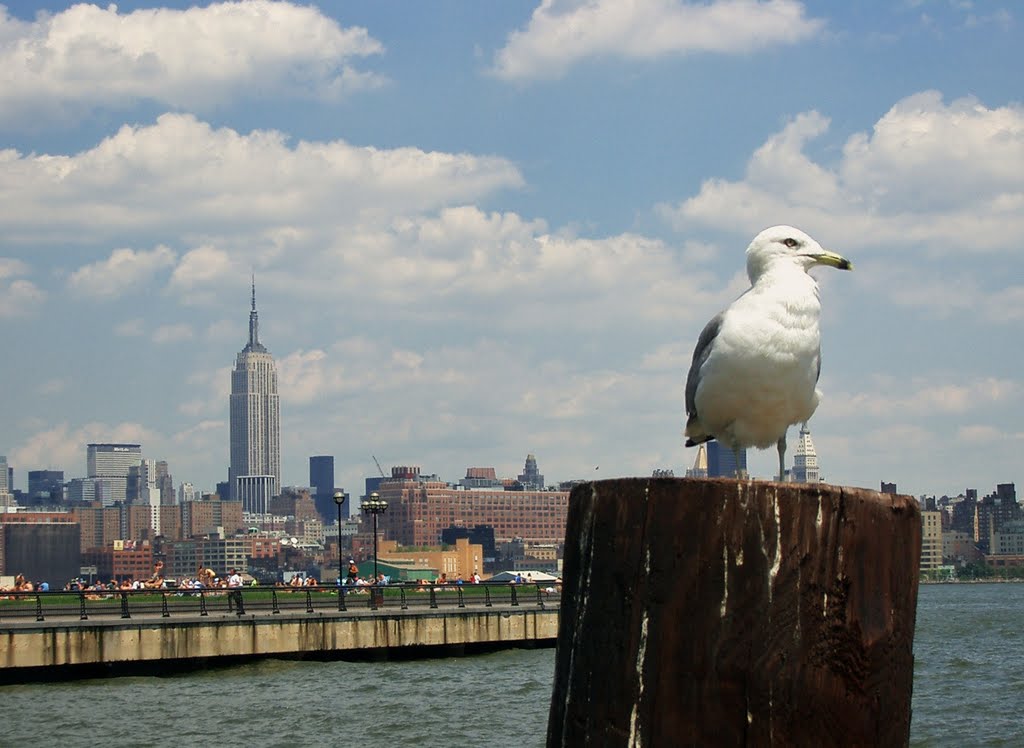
left=2, top=2, right=1022, bottom=498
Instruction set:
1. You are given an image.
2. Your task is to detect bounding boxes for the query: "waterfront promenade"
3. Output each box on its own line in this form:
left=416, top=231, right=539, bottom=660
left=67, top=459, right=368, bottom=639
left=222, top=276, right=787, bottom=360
left=0, top=583, right=560, bottom=682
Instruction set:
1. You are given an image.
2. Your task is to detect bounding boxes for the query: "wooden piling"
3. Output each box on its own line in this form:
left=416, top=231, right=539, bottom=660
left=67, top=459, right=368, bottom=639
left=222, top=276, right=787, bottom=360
left=546, top=478, right=921, bottom=747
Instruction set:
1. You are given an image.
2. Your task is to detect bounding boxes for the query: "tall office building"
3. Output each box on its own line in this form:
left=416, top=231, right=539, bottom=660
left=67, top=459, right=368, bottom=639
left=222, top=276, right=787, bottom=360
left=178, top=482, right=197, bottom=504
left=229, top=279, right=281, bottom=500
left=790, top=426, right=820, bottom=484
left=0, top=456, right=12, bottom=508
left=68, top=477, right=114, bottom=506
left=156, top=460, right=174, bottom=505
left=309, top=456, right=337, bottom=522
left=28, top=470, right=64, bottom=501
left=87, top=443, right=142, bottom=504
left=706, top=441, right=746, bottom=478
left=136, top=458, right=162, bottom=534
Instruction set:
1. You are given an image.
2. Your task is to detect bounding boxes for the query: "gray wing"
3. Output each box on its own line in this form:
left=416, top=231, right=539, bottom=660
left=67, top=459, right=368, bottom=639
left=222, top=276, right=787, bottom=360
left=685, top=312, right=724, bottom=418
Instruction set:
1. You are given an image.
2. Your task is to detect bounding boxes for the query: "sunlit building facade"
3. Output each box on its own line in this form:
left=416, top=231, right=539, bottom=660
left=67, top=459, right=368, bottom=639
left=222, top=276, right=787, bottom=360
left=229, top=280, right=281, bottom=501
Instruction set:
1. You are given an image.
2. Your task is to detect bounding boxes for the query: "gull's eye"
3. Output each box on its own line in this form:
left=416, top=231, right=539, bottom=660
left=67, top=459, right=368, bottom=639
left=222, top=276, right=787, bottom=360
left=783, top=238, right=799, bottom=248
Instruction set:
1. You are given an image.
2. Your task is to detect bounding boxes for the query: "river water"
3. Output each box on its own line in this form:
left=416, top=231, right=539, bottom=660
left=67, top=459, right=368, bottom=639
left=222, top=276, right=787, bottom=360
left=2, top=583, right=1020, bottom=746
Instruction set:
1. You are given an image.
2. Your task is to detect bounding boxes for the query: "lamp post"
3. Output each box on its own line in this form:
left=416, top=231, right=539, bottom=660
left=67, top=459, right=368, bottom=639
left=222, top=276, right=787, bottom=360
left=333, top=490, right=345, bottom=581
left=361, top=491, right=388, bottom=583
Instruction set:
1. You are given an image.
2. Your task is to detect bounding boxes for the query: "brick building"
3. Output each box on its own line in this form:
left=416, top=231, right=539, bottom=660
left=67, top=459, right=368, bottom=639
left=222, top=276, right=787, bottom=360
left=83, top=541, right=155, bottom=582
left=374, top=467, right=569, bottom=547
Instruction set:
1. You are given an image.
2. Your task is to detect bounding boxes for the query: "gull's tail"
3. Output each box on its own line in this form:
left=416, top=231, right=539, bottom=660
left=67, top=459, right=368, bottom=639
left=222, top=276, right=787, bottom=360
left=684, top=415, right=713, bottom=447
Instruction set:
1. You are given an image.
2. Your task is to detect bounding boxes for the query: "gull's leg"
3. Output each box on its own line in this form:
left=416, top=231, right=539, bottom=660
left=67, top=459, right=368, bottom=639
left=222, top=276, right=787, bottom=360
left=733, top=447, right=748, bottom=480
left=776, top=435, right=787, bottom=482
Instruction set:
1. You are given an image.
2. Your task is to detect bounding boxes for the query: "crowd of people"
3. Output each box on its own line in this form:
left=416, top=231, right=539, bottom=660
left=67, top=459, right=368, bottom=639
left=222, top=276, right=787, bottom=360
left=0, top=574, right=50, bottom=596
left=3, top=562, right=561, bottom=598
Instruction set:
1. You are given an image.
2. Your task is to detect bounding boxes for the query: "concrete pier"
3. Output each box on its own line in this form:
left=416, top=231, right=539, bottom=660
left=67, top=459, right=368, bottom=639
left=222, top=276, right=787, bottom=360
left=546, top=477, right=921, bottom=747
left=0, top=606, right=558, bottom=682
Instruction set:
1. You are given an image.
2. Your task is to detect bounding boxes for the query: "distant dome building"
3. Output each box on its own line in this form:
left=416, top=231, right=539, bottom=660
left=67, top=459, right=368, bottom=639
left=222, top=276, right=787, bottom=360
left=518, top=454, right=545, bottom=490
left=791, top=425, right=821, bottom=484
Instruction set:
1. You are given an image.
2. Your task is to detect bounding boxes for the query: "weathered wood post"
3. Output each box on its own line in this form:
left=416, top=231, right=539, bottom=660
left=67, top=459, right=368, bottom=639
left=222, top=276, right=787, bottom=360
left=547, top=478, right=920, bottom=747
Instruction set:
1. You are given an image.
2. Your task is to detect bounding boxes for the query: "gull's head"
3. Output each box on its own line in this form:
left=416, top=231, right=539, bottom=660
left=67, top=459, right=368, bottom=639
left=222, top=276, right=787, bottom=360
left=745, top=225, right=852, bottom=283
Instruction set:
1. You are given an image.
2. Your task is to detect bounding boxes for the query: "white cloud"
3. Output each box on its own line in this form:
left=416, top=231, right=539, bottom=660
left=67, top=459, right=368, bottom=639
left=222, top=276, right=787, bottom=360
left=491, top=0, right=824, bottom=81
left=0, top=258, right=29, bottom=281
left=856, top=266, right=1024, bottom=324
left=178, top=366, right=231, bottom=418
left=153, top=324, right=193, bottom=344
left=957, top=424, right=1024, bottom=444
left=0, top=114, right=524, bottom=247
left=827, top=376, right=1019, bottom=419
left=0, top=2, right=384, bottom=123
left=278, top=349, right=337, bottom=405
left=10, top=421, right=158, bottom=474
left=0, top=257, right=45, bottom=317
left=204, top=319, right=238, bottom=342
left=169, top=245, right=235, bottom=291
left=67, top=245, right=176, bottom=299
left=661, top=92, right=1024, bottom=252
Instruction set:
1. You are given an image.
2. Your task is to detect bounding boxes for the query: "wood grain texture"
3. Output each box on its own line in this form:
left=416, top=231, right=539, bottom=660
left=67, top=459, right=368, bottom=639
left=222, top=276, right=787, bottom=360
left=547, top=478, right=921, bottom=748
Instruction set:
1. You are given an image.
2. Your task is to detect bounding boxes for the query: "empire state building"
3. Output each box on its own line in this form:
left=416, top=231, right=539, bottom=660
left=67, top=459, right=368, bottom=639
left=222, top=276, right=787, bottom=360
left=228, top=280, right=280, bottom=509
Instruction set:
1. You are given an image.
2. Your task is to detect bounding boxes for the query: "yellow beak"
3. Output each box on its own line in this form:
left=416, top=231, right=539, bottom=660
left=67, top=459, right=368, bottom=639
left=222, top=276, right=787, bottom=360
left=813, top=250, right=852, bottom=271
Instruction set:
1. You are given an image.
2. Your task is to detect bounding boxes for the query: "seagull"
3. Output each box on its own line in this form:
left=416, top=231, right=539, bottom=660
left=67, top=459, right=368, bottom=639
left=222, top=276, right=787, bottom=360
left=684, top=225, right=851, bottom=480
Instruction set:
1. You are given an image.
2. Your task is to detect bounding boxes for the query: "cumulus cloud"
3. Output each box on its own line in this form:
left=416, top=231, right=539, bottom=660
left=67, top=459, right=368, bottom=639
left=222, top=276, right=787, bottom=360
left=660, top=91, right=1024, bottom=252
left=827, top=376, right=1019, bottom=420
left=278, top=349, right=337, bottom=405
left=272, top=204, right=730, bottom=339
left=0, top=2, right=384, bottom=123
left=491, top=0, right=824, bottom=81
left=856, top=267, right=1024, bottom=324
left=178, top=366, right=231, bottom=418
left=0, top=257, right=45, bottom=317
left=153, top=324, right=194, bottom=344
left=956, top=424, right=1021, bottom=444
left=0, top=114, right=524, bottom=246
left=67, top=245, right=176, bottom=299
left=10, top=421, right=158, bottom=474
left=169, top=245, right=235, bottom=291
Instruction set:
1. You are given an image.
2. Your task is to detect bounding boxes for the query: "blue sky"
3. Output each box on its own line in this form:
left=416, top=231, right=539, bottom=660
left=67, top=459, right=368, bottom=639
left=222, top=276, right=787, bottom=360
left=1, top=0, right=1021, bottom=499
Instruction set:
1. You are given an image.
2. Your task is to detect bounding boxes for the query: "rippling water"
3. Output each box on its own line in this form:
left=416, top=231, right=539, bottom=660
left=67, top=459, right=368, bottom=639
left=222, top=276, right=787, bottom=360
left=911, top=583, right=1024, bottom=746
left=3, top=584, right=1021, bottom=746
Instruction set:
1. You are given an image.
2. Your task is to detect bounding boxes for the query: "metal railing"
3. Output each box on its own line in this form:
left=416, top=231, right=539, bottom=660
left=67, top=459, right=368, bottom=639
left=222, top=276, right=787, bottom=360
left=0, top=582, right=562, bottom=623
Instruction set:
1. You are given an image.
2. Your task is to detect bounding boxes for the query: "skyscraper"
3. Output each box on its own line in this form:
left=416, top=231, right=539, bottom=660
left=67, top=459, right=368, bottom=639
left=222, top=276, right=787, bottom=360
left=706, top=441, right=746, bottom=478
left=229, top=279, right=281, bottom=501
left=790, top=426, right=821, bottom=483
left=87, top=443, right=142, bottom=504
left=309, top=455, right=337, bottom=521
left=0, top=456, right=12, bottom=508
left=28, top=470, right=64, bottom=501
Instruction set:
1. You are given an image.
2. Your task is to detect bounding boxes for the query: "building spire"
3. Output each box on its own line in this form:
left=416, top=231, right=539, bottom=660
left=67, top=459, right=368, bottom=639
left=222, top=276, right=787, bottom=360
left=244, top=274, right=267, bottom=353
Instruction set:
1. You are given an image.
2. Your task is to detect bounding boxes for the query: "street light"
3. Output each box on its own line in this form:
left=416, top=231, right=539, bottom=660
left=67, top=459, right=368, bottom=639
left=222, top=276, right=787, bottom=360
left=333, top=490, right=345, bottom=581
left=361, top=491, right=388, bottom=583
